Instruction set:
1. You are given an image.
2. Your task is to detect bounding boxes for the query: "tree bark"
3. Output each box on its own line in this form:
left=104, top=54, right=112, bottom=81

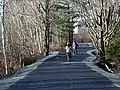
left=1, top=0, right=8, bottom=75
left=45, top=0, right=50, bottom=56
left=100, top=30, right=106, bottom=61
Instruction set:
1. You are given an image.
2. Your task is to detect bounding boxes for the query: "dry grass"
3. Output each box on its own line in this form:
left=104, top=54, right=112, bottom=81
left=0, top=47, right=63, bottom=77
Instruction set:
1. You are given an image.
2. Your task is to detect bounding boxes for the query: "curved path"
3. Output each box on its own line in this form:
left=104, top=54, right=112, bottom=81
left=1, top=43, right=120, bottom=90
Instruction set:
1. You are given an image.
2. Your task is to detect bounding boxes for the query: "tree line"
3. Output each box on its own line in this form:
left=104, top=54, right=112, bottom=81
left=0, top=0, right=76, bottom=75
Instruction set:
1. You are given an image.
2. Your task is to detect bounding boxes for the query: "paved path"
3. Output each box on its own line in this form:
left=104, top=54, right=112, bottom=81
left=1, top=44, right=120, bottom=90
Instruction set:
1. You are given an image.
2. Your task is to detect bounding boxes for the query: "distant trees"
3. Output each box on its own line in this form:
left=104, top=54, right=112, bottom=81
left=54, top=0, right=75, bottom=45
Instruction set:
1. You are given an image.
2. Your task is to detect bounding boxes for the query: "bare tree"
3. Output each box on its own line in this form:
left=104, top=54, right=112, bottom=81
left=72, top=0, right=120, bottom=61
left=35, top=0, right=57, bottom=56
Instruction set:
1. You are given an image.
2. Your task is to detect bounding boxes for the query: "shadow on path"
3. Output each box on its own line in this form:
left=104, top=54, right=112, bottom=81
left=6, top=47, right=120, bottom=90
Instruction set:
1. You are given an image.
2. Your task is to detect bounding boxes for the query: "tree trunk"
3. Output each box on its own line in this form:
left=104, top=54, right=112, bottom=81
left=45, top=0, right=50, bottom=56
left=100, top=31, right=106, bottom=62
left=1, top=0, right=8, bottom=75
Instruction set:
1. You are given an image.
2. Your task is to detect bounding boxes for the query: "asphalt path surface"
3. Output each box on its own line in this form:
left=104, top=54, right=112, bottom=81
left=2, top=44, right=120, bottom=90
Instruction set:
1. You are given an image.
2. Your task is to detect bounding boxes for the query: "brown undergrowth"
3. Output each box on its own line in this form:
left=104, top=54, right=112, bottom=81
left=0, top=47, right=64, bottom=78
left=94, top=54, right=120, bottom=73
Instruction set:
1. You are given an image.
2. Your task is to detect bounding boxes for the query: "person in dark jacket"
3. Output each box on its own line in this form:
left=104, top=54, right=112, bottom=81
left=72, top=40, right=78, bottom=55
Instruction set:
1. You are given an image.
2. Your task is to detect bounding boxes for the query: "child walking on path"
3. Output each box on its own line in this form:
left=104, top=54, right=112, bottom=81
left=65, top=43, right=72, bottom=61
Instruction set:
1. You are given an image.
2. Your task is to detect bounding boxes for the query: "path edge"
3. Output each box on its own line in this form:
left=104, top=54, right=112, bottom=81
left=83, top=49, right=120, bottom=87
